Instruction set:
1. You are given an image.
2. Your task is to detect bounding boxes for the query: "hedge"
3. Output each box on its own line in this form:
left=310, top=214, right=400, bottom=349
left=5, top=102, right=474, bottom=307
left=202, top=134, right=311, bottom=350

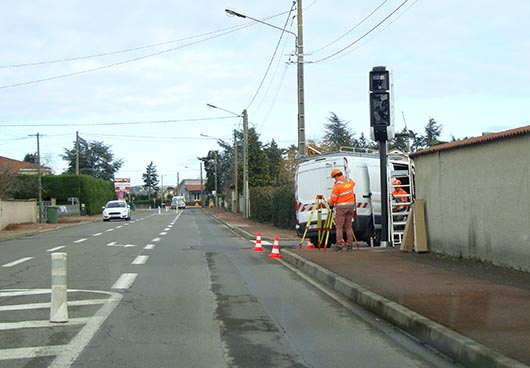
left=15, top=174, right=115, bottom=215
left=249, top=185, right=296, bottom=230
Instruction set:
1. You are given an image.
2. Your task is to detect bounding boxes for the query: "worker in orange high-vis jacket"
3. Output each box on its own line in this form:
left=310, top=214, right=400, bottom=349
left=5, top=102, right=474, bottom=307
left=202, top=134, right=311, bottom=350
left=328, top=168, right=356, bottom=251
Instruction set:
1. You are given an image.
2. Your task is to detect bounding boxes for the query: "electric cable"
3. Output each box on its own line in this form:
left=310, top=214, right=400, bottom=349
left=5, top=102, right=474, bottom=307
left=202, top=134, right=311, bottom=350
left=311, top=0, right=409, bottom=64
left=322, top=0, right=419, bottom=63
left=308, top=0, right=388, bottom=54
left=0, top=12, right=290, bottom=69
left=0, top=116, right=237, bottom=127
left=245, top=2, right=296, bottom=110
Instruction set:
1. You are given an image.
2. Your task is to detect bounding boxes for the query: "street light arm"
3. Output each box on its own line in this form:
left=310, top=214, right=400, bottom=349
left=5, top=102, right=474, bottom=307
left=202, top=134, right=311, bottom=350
left=225, top=8, right=297, bottom=38
left=206, top=103, right=242, bottom=117
left=225, top=9, right=246, bottom=18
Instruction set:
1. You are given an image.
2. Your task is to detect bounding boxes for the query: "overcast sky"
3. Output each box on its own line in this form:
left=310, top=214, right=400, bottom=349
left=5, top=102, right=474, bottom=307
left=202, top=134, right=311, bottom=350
left=1, top=0, right=529, bottom=186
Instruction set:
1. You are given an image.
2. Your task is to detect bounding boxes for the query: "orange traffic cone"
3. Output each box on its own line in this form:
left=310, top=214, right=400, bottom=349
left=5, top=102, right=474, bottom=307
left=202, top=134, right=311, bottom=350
left=253, top=232, right=264, bottom=252
left=305, top=238, right=315, bottom=249
left=269, top=236, right=281, bottom=258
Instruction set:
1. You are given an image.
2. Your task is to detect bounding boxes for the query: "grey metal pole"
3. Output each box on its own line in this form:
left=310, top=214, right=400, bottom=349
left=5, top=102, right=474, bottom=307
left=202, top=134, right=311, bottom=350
left=37, top=133, right=43, bottom=224
left=379, top=141, right=389, bottom=247
left=242, top=109, right=249, bottom=218
left=234, top=129, right=239, bottom=213
left=214, top=151, right=218, bottom=207
left=297, top=0, right=306, bottom=158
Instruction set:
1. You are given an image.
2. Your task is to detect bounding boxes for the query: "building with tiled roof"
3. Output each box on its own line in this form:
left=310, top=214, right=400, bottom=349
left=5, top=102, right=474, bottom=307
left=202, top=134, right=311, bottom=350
left=0, top=156, right=53, bottom=175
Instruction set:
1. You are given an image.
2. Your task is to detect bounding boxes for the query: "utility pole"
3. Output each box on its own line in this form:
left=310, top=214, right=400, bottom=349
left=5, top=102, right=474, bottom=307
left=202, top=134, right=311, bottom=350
left=297, top=0, right=306, bottom=158
left=233, top=129, right=239, bottom=213
left=75, top=131, right=80, bottom=175
left=242, top=109, right=249, bottom=218
left=28, top=133, right=43, bottom=223
left=199, top=161, right=204, bottom=207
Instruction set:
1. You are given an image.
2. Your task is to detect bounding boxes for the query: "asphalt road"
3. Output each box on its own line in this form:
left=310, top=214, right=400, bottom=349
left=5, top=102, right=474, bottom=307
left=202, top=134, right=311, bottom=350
left=0, top=209, right=459, bottom=367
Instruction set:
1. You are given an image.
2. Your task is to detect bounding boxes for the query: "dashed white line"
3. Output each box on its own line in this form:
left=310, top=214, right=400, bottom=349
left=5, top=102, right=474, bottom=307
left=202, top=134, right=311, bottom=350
left=2, top=257, right=34, bottom=268
left=144, top=244, right=156, bottom=250
left=132, top=255, right=149, bottom=265
left=111, top=273, right=137, bottom=290
left=105, top=229, right=114, bottom=232
left=159, top=232, right=167, bottom=235
left=152, top=237, right=161, bottom=242
left=47, top=246, right=66, bottom=252
left=93, top=232, right=103, bottom=237
left=74, top=238, right=87, bottom=243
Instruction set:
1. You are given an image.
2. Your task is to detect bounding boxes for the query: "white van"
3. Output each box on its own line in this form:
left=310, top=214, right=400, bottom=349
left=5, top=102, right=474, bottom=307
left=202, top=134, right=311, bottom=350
left=171, top=196, right=186, bottom=209
left=295, top=150, right=411, bottom=245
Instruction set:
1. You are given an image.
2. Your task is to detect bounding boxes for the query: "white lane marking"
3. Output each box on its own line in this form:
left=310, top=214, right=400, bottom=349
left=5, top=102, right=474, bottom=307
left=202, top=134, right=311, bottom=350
left=47, top=246, right=66, bottom=252
left=107, top=242, right=135, bottom=248
left=93, top=232, right=103, bottom=237
left=74, top=238, right=87, bottom=243
left=164, top=227, right=170, bottom=231
left=2, top=257, right=34, bottom=268
left=0, top=345, right=66, bottom=360
left=105, top=228, right=114, bottom=232
left=144, top=244, right=156, bottom=250
left=116, top=225, right=123, bottom=229
left=0, top=288, right=122, bottom=365
left=250, top=240, right=272, bottom=245
left=111, top=273, right=137, bottom=290
left=0, top=298, right=109, bottom=312
left=132, top=255, right=148, bottom=265
left=0, top=317, right=89, bottom=331
left=48, top=292, right=122, bottom=368
left=159, top=232, right=167, bottom=235
left=152, top=237, right=161, bottom=242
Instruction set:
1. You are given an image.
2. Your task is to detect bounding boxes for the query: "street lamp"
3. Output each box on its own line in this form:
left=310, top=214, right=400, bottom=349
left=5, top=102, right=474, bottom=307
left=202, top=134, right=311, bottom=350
left=206, top=103, right=250, bottom=218
left=225, top=5, right=306, bottom=158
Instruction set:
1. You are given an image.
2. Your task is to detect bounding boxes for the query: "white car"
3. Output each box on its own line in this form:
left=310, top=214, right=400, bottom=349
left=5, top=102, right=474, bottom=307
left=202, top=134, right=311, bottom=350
left=102, top=200, right=131, bottom=222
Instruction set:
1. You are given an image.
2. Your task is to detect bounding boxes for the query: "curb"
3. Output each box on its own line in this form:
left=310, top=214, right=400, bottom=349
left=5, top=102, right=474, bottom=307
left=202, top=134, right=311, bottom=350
left=282, top=249, right=528, bottom=368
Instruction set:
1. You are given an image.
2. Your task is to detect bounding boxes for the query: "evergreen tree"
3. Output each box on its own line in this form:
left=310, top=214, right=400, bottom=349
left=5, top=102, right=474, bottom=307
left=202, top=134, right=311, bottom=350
left=322, top=112, right=355, bottom=151
left=142, top=161, right=159, bottom=200
left=247, top=127, right=272, bottom=187
left=62, top=138, right=123, bottom=180
left=425, top=118, right=443, bottom=146
left=263, top=139, right=283, bottom=186
left=23, top=153, right=38, bottom=164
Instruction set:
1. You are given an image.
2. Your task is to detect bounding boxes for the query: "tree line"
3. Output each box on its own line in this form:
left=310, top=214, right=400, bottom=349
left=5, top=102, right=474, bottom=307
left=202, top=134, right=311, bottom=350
left=9, top=113, right=449, bottom=203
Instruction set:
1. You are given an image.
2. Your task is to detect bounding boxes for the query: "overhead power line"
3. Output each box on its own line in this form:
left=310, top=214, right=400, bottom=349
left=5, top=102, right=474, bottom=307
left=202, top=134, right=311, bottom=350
left=309, top=0, right=389, bottom=54
left=311, top=0, right=410, bottom=64
left=0, top=116, right=237, bottom=128
left=0, top=12, right=290, bottom=90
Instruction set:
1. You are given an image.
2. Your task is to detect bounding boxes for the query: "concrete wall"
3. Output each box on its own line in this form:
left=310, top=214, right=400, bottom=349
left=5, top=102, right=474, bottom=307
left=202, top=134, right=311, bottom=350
left=414, top=134, right=530, bottom=272
left=0, top=199, right=37, bottom=230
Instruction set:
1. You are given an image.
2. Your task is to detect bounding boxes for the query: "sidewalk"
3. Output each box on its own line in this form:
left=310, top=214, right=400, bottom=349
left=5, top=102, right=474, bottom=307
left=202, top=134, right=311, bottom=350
left=207, top=208, right=530, bottom=368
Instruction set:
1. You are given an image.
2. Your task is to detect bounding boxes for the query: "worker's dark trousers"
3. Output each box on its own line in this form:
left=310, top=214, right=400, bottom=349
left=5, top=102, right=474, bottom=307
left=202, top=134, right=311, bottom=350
left=335, top=207, right=355, bottom=246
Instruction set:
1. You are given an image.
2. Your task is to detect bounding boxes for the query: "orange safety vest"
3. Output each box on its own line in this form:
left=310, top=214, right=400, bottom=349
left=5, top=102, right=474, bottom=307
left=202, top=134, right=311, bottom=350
left=329, top=175, right=356, bottom=208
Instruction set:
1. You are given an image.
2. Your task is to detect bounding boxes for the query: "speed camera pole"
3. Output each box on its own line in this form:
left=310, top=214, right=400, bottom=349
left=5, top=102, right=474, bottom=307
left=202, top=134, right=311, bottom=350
left=369, top=66, right=395, bottom=247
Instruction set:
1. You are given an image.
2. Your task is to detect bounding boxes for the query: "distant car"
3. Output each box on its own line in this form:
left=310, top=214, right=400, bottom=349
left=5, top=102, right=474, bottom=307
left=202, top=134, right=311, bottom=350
left=102, top=200, right=131, bottom=221
left=170, top=196, right=186, bottom=209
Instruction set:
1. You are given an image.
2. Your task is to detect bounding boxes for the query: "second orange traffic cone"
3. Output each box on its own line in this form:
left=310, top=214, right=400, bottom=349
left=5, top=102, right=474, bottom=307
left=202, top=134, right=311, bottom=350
left=269, top=236, right=281, bottom=259
left=253, top=232, right=264, bottom=252
left=305, top=238, right=315, bottom=249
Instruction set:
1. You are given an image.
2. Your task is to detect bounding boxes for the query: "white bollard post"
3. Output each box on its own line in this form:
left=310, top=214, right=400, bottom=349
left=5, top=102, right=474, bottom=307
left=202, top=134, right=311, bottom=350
left=50, top=252, right=68, bottom=323
left=158, top=206, right=161, bottom=214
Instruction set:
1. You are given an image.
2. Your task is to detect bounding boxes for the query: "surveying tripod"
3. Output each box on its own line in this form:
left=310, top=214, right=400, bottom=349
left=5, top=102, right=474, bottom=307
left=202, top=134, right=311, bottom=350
left=299, top=194, right=361, bottom=251
left=299, top=195, right=335, bottom=251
